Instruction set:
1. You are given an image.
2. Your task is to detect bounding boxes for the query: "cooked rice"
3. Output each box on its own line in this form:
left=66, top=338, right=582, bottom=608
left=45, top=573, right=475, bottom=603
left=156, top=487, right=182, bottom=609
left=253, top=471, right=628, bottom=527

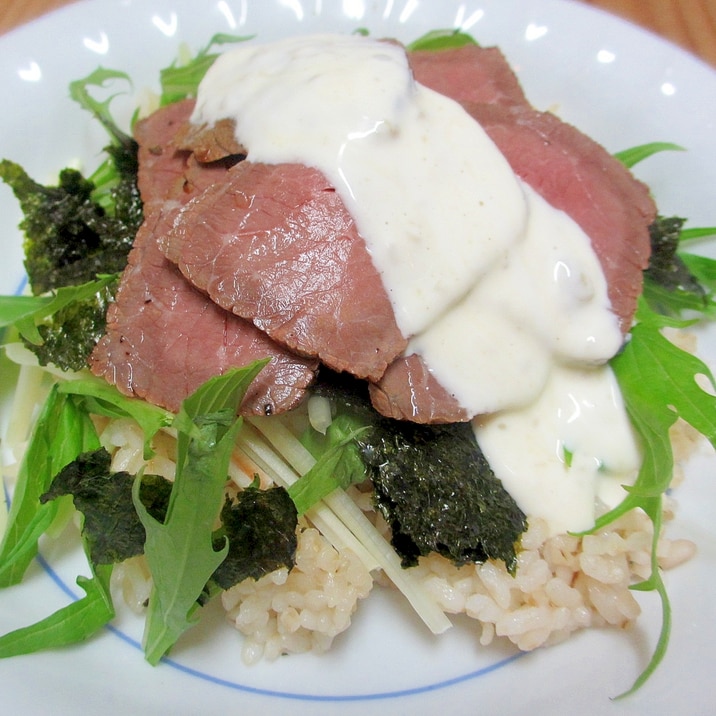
left=98, top=409, right=698, bottom=664
left=222, top=525, right=373, bottom=663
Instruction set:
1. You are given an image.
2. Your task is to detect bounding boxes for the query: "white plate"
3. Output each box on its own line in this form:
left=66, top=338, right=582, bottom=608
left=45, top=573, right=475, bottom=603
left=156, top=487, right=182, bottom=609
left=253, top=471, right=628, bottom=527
left=1, top=1, right=715, bottom=714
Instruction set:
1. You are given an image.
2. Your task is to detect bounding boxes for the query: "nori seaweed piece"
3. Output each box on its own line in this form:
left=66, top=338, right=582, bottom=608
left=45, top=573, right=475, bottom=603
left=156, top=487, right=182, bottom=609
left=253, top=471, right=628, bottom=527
left=30, top=280, right=116, bottom=372
left=210, top=487, right=298, bottom=590
left=361, top=420, right=526, bottom=570
left=40, top=448, right=297, bottom=591
left=40, top=448, right=172, bottom=565
left=645, top=215, right=706, bottom=299
left=0, top=155, right=142, bottom=370
left=312, top=370, right=527, bottom=571
left=0, top=161, right=140, bottom=295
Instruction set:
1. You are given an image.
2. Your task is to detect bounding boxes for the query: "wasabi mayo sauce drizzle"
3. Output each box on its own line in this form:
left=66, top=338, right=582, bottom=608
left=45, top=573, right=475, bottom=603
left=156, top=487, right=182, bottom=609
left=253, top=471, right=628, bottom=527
left=191, top=34, right=639, bottom=533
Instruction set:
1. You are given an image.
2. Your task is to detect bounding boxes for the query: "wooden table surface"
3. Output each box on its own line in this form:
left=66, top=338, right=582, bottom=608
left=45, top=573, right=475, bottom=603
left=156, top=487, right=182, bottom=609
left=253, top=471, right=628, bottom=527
left=1, top=0, right=716, bottom=68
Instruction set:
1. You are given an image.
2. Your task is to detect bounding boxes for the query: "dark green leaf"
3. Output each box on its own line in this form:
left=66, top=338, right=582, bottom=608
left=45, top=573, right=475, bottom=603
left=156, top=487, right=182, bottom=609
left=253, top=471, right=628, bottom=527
left=68, top=68, right=141, bottom=219
left=69, top=67, right=133, bottom=146
left=598, top=298, right=716, bottom=696
left=679, top=226, right=716, bottom=243
left=159, top=33, right=253, bottom=105
left=135, top=361, right=267, bottom=664
left=290, top=415, right=368, bottom=514
left=0, top=275, right=116, bottom=349
left=58, top=376, right=173, bottom=457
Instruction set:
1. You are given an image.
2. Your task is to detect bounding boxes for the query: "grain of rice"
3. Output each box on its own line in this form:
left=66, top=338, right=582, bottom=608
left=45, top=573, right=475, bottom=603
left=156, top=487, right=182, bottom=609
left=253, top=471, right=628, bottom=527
left=110, top=556, right=152, bottom=613
left=658, top=537, right=697, bottom=569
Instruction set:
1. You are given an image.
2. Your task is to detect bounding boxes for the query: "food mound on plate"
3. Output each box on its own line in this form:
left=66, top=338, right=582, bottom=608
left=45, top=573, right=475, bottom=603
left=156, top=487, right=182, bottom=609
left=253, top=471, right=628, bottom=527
left=0, top=32, right=710, bottom=696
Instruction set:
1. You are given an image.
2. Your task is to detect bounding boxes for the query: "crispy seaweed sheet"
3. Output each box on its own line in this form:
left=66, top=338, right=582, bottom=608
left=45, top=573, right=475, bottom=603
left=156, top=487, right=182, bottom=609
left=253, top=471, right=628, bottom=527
left=313, top=371, right=527, bottom=570
left=362, top=419, right=526, bottom=570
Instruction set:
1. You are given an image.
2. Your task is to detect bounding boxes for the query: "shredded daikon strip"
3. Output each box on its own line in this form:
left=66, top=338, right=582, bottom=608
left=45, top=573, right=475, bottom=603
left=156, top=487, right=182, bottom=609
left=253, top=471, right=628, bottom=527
left=247, top=416, right=453, bottom=635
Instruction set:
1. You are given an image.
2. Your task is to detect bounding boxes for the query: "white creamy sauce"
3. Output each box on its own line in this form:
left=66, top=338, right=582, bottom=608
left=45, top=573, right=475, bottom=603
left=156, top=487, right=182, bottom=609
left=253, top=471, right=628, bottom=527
left=192, top=34, right=526, bottom=336
left=474, top=365, right=641, bottom=535
left=192, top=34, right=640, bottom=533
left=408, top=184, right=623, bottom=415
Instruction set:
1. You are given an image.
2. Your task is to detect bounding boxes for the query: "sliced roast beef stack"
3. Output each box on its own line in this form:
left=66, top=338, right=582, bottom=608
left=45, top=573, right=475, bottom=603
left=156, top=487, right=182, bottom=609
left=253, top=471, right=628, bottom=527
left=89, top=100, right=318, bottom=416
left=90, top=44, right=655, bottom=422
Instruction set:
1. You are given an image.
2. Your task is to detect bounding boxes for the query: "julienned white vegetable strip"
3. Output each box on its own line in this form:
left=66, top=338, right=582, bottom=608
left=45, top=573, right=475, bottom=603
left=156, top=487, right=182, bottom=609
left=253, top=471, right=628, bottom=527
left=2, top=354, right=47, bottom=455
left=236, top=423, right=379, bottom=570
left=1, top=349, right=53, bottom=539
left=1, top=344, right=86, bottom=468
left=245, top=416, right=453, bottom=635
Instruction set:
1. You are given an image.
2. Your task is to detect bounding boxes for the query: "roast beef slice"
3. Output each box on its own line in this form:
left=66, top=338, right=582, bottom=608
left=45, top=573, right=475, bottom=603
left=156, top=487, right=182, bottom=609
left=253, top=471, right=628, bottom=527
left=159, top=160, right=407, bottom=382
left=89, top=100, right=318, bottom=415
left=136, top=43, right=654, bottom=424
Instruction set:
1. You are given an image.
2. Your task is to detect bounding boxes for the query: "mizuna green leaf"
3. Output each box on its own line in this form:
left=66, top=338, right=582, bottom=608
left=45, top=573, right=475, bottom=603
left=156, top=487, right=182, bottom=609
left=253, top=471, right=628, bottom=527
left=0, top=385, right=100, bottom=587
left=679, top=226, right=716, bottom=243
left=0, top=563, right=114, bottom=658
left=58, top=376, right=173, bottom=458
left=290, top=415, right=368, bottom=515
left=0, top=276, right=116, bottom=346
left=406, top=28, right=479, bottom=51
left=133, top=361, right=267, bottom=664
left=602, top=299, right=716, bottom=696
left=613, top=142, right=685, bottom=168
left=159, top=33, right=253, bottom=106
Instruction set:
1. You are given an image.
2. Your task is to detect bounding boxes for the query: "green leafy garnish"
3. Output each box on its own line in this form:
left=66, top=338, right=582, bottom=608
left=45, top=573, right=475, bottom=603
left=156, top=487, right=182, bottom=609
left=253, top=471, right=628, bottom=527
left=134, top=361, right=267, bottom=664
left=603, top=299, right=716, bottom=696
left=0, top=363, right=281, bottom=661
left=680, top=226, right=716, bottom=243
left=69, top=67, right=142, bottom=215
left=0, top=275, right=115, bottom=345
left=159, top=33, right=253, bottom=106
left=69, top=68, right=134, bottom=148
left=58, top=376, right=173, bottom=458
left=0, top=65, right=143, bottom=369
left=0, top=385, right=100, bottom=587
left=0, top=562, right=114, bottom=658
left=289, top=414, right=368, bottom=514
left=613, top=142, right=685, bottom=168
left=407, top=28, right=479, bottom=52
